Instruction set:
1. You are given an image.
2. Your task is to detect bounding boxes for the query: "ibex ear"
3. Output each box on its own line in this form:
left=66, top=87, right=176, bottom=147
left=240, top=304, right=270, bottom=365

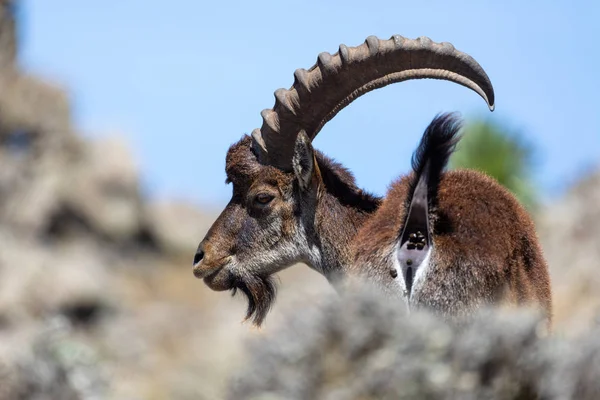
left=292, top=130, right=317, bottom=191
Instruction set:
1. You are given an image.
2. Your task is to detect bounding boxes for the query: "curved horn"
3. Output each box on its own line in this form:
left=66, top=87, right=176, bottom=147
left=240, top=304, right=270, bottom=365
left=251, top=35, right=495, bottom=170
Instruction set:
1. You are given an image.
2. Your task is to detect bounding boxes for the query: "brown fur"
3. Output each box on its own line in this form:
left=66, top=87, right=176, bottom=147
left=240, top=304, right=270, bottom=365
left=351, top=169, right=552, bottom=326
left=194, top=134, right=552, bottom=328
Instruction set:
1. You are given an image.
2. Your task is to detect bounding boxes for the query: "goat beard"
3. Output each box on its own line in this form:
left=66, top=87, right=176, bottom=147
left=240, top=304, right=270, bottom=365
left=231, top=272, right=277, bottom=327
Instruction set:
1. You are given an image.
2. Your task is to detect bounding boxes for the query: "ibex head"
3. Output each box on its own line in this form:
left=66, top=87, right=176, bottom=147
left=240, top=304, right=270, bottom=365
left=192, top=134, right=321, bottom=325
left=193, top=35, right=495, bottom=326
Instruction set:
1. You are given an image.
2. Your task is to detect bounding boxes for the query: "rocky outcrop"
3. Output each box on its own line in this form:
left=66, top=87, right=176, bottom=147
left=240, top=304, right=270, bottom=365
left=537, top=171, right=600, bottom=334
left=0, top=5, right=219, bottom=397
left=0, top=2, right=599, bottom=398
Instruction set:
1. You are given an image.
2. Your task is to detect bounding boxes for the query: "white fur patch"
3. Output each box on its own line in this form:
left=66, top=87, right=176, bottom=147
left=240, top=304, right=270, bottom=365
left=391, top=243, right=410, bottom=312
left=393, top=244, right=433, bottom=310
left=410, top=247, right=432, bottom=297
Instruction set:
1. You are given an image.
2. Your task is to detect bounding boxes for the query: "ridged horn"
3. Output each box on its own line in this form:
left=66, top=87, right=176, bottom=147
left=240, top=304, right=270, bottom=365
left=251, top=35, right=495, bottom=170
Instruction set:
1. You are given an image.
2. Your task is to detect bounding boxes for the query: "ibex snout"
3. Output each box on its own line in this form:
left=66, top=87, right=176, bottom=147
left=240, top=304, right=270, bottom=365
left=192, top=237, right=233, bottom=291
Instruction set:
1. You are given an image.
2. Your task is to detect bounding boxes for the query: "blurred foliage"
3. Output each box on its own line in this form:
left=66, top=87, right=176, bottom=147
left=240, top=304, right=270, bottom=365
left=449, top=119, right=538, bottom=211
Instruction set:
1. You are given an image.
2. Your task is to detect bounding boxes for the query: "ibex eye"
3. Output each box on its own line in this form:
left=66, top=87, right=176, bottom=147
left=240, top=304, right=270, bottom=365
left=255, top=193, right=274, bottom=205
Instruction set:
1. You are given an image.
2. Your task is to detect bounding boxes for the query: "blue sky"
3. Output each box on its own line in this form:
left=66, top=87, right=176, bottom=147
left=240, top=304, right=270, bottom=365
left=19, top=1, right=600, bottom=206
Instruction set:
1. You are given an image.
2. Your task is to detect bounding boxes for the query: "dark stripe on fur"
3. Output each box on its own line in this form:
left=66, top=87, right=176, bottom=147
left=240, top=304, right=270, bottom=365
left=408, top=112, right=463, bottom=211
left=315, top=152, right=382, bottom=213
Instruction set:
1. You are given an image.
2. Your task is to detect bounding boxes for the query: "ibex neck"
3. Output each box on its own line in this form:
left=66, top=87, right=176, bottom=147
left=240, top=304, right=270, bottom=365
left=309, top=190, right=381, bottom=283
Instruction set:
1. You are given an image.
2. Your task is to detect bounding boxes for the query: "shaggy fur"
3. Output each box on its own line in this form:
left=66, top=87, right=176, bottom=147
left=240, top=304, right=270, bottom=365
left=351, top=171, right=553, bottom=326
left=194, top=114, right=553, bottom=328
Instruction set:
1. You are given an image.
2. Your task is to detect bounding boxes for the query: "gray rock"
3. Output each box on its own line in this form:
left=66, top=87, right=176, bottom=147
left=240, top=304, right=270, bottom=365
left=61, top=136, right=144, bottom=242
left=144, top=200, right=215, bottom=255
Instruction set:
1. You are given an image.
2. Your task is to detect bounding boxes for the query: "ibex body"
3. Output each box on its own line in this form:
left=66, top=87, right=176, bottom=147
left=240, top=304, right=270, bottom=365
left=192, top=35, right=552, bottom=327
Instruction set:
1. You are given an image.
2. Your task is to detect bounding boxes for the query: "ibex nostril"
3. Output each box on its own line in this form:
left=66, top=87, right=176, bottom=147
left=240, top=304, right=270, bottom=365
left=193, top=250, right=204, bottom=266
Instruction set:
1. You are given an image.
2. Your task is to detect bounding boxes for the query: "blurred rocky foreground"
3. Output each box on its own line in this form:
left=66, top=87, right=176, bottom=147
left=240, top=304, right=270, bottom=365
left=229, top=289, right=600, bottom=400
left=1, top=3, right=600, bottom=399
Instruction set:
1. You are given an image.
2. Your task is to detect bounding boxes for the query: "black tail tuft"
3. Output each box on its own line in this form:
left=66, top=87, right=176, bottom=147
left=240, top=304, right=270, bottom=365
left=409, top=112, right=462, bottom=208
left=396, top=113, right=462, bottom=295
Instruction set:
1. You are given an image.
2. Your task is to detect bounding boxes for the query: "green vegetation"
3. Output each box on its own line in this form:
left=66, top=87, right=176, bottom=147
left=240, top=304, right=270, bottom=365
left=450, top=119, right=538, bottom=211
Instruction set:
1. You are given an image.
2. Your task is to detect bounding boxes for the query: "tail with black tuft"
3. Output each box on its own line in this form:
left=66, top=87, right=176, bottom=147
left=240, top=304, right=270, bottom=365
left=409, top=112, right=463, bottom=210
left=396, top=112, right=462, bottom=296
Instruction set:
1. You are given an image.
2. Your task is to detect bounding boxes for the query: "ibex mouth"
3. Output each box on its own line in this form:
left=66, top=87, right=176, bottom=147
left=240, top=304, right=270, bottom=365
left=193, top=256, right=232, bottom=279
left=203, top=267, right=234, bottom=292
left=193, top=264, right=219, bottom=279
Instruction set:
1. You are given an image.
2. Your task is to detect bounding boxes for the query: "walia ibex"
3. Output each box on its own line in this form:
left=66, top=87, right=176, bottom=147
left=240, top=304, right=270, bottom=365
left=192, top=35, right=552, bottom=327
